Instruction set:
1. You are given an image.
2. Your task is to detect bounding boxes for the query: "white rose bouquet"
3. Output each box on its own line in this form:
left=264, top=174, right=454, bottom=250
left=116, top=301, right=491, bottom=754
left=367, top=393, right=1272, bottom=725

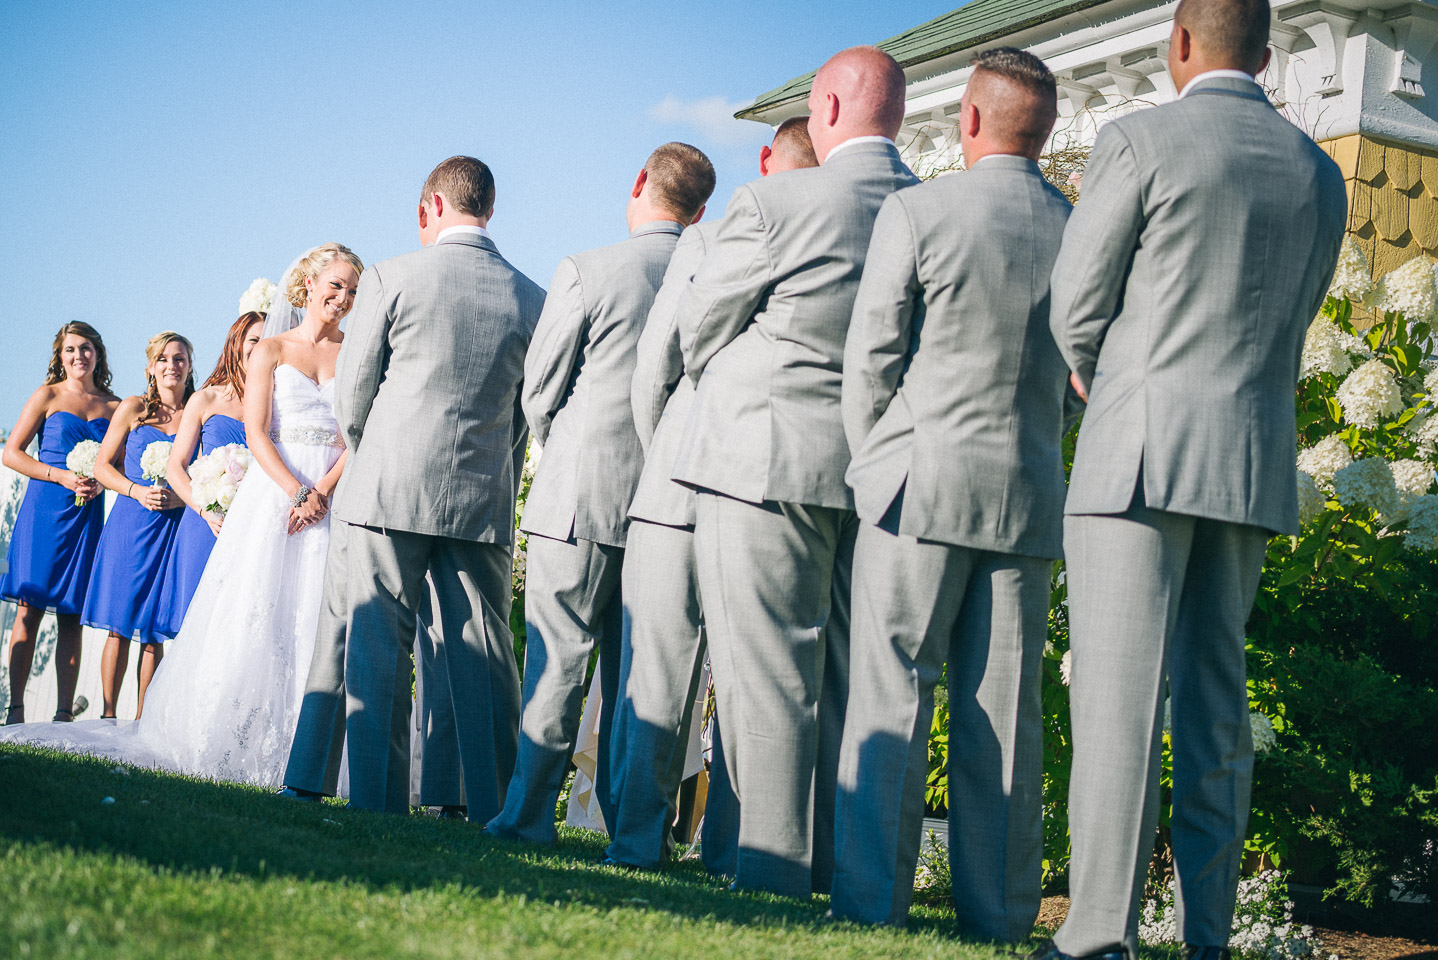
left=64, top=439, right=102, bottom=506
left=188, top=443, right=252, bottom=518
left=140, top=440, right=174, bottom=488
left=238, top=277, right=277, bottom=316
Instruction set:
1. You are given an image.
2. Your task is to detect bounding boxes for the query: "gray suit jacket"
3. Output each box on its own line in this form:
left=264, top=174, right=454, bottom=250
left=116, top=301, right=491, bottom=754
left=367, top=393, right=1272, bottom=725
left=1050, top=77, right=1347, bottom=535
left=673, top=142, right=920, bottom=510
left=332, top=232, right=545, bottom=543
left=844, top=157, right=1073, bottom=559
left=521, top=221, right=684, bottom=547
left=628, top=221, right=719, bottom=528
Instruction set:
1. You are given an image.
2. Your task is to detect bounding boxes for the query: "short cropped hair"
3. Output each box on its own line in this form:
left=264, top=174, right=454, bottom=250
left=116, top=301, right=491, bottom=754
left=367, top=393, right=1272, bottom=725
left=421, top=156, right=496, bottom=219
left=969, top=47, right=1058, bottom=156
left=645, top=142, right=716, bottom=222
left=1176, top=0, right=1270, bottom=74
left=772, top=116, right=819, bottom=167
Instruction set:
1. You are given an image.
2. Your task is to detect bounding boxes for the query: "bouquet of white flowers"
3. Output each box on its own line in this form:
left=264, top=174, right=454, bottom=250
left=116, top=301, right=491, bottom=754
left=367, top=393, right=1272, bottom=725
left=188, top=443, right=252, bottom=517
left=64, top=439, right=102, bottom=506
left=140, top=440, right=173, bottom=488
left=238, top=277, right=277, bottom=316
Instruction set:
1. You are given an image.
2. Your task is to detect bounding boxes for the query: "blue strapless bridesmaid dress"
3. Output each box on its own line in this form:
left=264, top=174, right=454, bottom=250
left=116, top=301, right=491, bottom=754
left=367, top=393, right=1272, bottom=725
left=0, top=412, right=110, bottom=614
left=153, top=414, right=246, bottom=637
left=81, top=424, right=185, bottom=642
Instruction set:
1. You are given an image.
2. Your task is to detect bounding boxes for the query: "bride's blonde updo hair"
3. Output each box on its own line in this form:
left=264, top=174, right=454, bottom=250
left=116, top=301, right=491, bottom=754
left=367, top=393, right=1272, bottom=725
left=285, top=242, right=364, bottom=308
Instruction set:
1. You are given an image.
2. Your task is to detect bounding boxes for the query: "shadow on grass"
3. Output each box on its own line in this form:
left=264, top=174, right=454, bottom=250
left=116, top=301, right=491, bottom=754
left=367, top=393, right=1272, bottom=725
left=0, top=745, right=968, bottom=943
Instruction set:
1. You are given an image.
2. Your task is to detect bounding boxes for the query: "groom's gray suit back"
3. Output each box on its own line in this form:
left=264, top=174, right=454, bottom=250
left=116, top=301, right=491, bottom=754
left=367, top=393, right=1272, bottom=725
left=674, top=140, right=919, bottom=899
left=1049, top=76, right=1346, bottom=958
left=335, top=229, right=544, bottom=819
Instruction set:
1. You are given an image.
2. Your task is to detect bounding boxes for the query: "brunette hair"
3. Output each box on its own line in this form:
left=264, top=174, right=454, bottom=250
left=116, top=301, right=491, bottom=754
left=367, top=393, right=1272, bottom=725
left=44, top=322, right=114, bottom=394
left=421, top=156, right=497, bottom=219
left=137, top=331, right=196, bottom=426
left=285, top=242, right=365, bottom=308
left=644, top=142, right=716, bottom=223
left=202, top=312, right=264, bottom=402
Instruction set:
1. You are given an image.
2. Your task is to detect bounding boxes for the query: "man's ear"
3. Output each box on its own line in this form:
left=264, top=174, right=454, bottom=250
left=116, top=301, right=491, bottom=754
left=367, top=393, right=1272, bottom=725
left=1174, top=24, right=1192, bottom=64
left=962, top=97, right=980, bottom=139
left=688, top=203, right=706, bottom=226
left=826, top=91, right=841, bottom=127
left=417, top=202, right=428, bottom=229
left=632, top=168, right=648, bottom=200
left=759, top=144, right=774, bottom=177
left=431, top=191, right=446, bottom=219
left=1258, top=45, right=1272, bottom=75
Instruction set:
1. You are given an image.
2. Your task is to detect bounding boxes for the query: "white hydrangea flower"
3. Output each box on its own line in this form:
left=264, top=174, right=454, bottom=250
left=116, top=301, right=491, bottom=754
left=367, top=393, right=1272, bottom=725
left=1391, top=459, right=1436, bottom=498
left=1297, top=470, right=1328, bottom=524
left=1398, top=495, right=1438, bottom=552
left=1299, top=318, right=1353, bottom=379
left=1335, top=330, right=1373, bottom=357
left=1407, top=412, right=1438, bottom=453
left=1059, top=649, right=1073, bottom=686
left=1372, top=256, right=1438, bottom=320
left=1296, top=434, right=1353, bottom=489
left=1332, top=457, right=1400, bottom=516
left=1250, top=711, right=1278, bottom=753
left=237, top=277, right=277, bottom=316
left=1326, top=236, right=1374, bottom=303
left=1336, top=359, right=1404, bottom=428
left=1426, top=368, right=1438, bottom=397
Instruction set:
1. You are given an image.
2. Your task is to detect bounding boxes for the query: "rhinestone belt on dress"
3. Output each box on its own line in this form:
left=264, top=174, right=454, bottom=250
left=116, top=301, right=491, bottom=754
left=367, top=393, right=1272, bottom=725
left=270, top=425, right=344, bottom=447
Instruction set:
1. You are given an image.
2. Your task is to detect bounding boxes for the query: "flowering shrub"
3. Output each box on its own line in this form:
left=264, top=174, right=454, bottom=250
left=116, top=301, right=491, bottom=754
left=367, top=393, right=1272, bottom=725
left=1140, top=870, right=1331, bottom=960
left=510, top=439, right=540, bottom=653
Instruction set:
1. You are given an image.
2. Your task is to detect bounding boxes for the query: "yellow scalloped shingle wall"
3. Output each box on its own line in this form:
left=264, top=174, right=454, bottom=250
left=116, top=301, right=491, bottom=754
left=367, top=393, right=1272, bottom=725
left=1321, top=134, right=1438, bottom=275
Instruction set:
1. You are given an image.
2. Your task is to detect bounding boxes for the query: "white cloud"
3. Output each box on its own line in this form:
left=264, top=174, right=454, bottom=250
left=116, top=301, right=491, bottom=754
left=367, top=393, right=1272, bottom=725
left=648, top=94, right=773, bottom=147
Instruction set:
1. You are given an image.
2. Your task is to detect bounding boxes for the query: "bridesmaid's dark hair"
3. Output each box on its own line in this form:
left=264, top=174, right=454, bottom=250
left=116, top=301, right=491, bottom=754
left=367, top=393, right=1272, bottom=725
left=203, top=312, right=265, bottom=402
left=45, top=322, right=114, bottom=394
left=137, top=331, right=196, bottom=426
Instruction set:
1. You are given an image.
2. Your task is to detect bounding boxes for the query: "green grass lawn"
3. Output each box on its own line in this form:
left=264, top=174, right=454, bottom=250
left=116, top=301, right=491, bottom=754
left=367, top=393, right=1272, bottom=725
left=0, top=744, right=1065, bottom=960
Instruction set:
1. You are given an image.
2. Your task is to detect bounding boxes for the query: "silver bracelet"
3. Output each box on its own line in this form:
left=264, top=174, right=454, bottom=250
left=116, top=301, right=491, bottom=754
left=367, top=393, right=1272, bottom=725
left=290, top=486, right=311, bottom=508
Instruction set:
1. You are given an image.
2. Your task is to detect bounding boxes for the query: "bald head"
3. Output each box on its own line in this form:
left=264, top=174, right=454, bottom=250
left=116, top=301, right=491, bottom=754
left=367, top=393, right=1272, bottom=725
left=762, top=116, right=820, bottom=175
left=806, top=45, right=908, bottom=162
left=1170, top=0, right=1271, bottom=88
left=960, top=48, right=1058, bottom=163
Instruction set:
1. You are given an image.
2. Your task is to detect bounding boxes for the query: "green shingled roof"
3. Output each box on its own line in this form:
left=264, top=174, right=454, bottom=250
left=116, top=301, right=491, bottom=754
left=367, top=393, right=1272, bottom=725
left=736, top=0, right=1114, bottom=119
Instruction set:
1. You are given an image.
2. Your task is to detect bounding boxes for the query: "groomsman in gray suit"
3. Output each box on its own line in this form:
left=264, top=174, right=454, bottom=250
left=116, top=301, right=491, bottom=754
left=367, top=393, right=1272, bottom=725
left=829, top=48, right=1070, bottom=937
left=605, top=118, right=818, bottom=871
left=1042, top=2, right=1347, bottom=957
left=336, top=156, right=546, bottom=819
left=486, top=144, right=716, bottom=844
left=673, top=46, right=919, bottom=899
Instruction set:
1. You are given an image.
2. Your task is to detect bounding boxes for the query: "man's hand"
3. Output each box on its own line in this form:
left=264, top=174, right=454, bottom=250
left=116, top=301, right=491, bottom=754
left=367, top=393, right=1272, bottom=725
left=1070, top=370, right=1089, bottom=403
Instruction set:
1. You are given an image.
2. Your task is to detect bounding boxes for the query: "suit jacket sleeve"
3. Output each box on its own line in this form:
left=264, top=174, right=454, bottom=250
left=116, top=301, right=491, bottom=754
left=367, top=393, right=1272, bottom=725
left=335, top=265, right=391, bottom=452
left=842, top=194, right=921, bottom=455
left=522, top=257, right=586, bottom=445
left=632, top=229, right=705, bottom=449
left=1049, top=124, right=1144, bottom=391
left=677, top=185, right=772, bottom=383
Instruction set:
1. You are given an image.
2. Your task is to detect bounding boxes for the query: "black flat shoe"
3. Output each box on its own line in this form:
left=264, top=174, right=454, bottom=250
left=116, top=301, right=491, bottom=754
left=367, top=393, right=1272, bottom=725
left=52, top=709, right=74, bottom=722
left=1026, top=939, right=1126, bottom=960
left=4, top=705, right=23, bottom=726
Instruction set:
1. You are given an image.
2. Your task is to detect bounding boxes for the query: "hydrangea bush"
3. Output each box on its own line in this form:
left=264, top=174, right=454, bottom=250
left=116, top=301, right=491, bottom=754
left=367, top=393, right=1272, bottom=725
left=1140, top=870, right=1332, bottom=960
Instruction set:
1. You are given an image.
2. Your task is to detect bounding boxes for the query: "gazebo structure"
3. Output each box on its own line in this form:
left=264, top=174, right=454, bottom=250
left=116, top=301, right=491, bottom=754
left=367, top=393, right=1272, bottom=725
left=738, top=0, right=1438, bottom=273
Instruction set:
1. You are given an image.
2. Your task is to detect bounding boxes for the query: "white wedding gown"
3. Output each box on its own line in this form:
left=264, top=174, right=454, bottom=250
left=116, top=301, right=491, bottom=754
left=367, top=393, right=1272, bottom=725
left=0, top=365, right=343, bottom=788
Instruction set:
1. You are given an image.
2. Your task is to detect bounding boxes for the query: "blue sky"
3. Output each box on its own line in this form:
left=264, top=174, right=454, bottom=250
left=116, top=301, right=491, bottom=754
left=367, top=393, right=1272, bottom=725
left=0, top=0, right=959, bottom=425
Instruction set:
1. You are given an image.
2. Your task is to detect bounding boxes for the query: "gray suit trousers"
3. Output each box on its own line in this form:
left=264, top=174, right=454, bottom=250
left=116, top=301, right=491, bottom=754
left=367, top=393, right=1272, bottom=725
left=343, top=523, right=519, bottom=822
left=606, top=519, right=707, bottom=867
left=410, top=579, right=465, bottom=808
left=284, top=518, right=351, bottom=795
left=1055, top=492, right=1268, bottom=958
left=830, top=517, right=1050, bottom=938
left=487, top=533, right=624, bottom=843
left=692, top=491, right=853, bottom=900
left=701, top=711, right=740, bottom=878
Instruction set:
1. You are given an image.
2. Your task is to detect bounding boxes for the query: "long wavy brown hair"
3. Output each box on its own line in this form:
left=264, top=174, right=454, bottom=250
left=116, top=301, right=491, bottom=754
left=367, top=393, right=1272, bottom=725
left=202, top=312, right=264, bottom=402
left=137, top=331, right=196, bottom=426
left=44, top=322, right=114, bottom=394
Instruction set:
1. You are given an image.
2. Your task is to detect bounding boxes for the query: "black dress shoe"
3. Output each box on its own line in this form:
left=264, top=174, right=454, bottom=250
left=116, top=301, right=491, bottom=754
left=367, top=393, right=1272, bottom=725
left=1182, top=947, right=1231, bottom=960
left=276, top=786, right=322, bottom=802
left=1026, top=939, right=1126, bottom=960
left=428, top=805, right=467, bottom=821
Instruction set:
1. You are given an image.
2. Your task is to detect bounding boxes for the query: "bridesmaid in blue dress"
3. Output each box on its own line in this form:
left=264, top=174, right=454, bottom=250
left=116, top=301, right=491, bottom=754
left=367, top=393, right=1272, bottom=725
left=83, top=331, right=194, bottom=719
left=155, top=312, right=264, bottom=636
left=1, top=322, right=120, bottom=724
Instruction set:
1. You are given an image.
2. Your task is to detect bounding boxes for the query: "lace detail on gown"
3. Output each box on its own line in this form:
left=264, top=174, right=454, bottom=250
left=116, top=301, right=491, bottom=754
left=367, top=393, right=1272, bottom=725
left=0, top=365, right=343, bottom=788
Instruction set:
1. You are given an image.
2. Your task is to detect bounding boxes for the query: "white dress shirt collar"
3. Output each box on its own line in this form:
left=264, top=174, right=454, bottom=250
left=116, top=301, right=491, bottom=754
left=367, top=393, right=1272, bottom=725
left=1179, top=69, right=1256, bottom=98
left=970, top=153, right=1030, bottom=167
left=824, top=135, right=896, bottom=163
left=434, top=224, right=492, bottom=245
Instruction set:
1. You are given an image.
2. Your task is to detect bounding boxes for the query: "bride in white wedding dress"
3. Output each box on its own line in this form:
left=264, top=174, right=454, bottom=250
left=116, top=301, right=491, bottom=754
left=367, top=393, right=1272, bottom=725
left=0, top=243, right=363, bottom=788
